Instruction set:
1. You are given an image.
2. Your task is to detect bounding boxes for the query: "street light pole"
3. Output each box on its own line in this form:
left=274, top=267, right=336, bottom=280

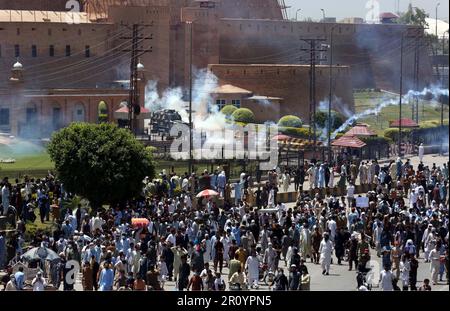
left=328, top=26, right=335, bottom=163
left=187, top=21, right=193, bottom=174
left=436, top=3, right=440, bottom=39
left=296, top=9, right=301, bottom=21
left=321, top=9, right=326, bottom=21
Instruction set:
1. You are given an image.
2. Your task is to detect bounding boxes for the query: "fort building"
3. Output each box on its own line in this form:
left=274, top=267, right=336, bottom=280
left=0, top=0, right=434, bottom=138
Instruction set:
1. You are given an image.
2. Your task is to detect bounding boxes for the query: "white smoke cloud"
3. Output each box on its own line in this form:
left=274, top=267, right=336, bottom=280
left=331, top=86, right=449, bottom=139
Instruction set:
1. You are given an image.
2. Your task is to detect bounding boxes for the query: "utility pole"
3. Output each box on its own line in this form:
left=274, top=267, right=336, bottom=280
left=327, top=27, right=335, bottom=163
left=121, top=23, right=153, bottom=135
left=301, top=38, right=327, bottom=157
left=412, top=29, right=421, bottom=123
left=187, top=21, right=194, bottom=174
left=435, top=3, right=441, bottom=84
left=398, top=33, right=404, bottom=158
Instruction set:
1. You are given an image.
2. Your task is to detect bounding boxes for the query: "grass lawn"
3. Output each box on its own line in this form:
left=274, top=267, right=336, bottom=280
left=1, top=151, right=251, bottom=180
left=1, top=142, right=53, bottom=178
left=354, top=91, right=449, bottom=136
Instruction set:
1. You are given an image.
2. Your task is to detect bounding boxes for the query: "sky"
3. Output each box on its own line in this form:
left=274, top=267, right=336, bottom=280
left=284, top=0, right=449, bottom=22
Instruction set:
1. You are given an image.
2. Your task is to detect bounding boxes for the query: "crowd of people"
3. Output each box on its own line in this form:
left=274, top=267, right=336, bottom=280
left=0, top=154, right=448, bottom=291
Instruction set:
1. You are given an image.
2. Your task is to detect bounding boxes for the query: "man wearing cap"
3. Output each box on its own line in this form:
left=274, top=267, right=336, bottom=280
left=288, top=264, right=301, bottom=290
left=319, top=233, right=333, bottom=275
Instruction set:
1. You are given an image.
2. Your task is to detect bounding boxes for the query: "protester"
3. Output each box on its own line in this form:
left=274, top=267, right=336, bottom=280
left=0, top=156, right=448, bottom=292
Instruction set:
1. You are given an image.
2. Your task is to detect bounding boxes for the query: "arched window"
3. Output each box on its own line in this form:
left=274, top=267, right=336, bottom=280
left=98, top=100, right=109, bottom=123
left=72, top=103, right=85, bottom=122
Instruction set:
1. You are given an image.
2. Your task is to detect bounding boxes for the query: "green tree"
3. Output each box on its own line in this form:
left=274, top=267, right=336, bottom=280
left=231, top=108, right=255, bottom=123
left=278, top=115, right=303, bottom=128
left=397, top=4, right=429, bottom=28
left=48, top=123, right=155, bottom=209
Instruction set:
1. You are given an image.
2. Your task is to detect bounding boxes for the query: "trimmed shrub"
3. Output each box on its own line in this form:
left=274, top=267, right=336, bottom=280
left=231, top=108, right=255, bottom=124
left=220, top=105, right=238, bottom=116
left=278, top=115, right=303, bottom=128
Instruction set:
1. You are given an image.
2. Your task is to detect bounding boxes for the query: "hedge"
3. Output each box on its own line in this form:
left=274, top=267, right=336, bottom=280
left=360, top=136, right=392, bottom=145
left=231, top=108, right=255, bottom=124
left=279, top=126, right=310, bottom=138
left=278, top=115, right=303, bottom=128
left=383, top=128, right=411, bottom=141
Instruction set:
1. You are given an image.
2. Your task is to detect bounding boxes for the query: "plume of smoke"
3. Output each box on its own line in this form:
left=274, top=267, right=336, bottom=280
left=0, top=137, right=44, bottom=158
left=144, top=68, right=228, bottom=137
left=331, top=86, right=449, bottom=139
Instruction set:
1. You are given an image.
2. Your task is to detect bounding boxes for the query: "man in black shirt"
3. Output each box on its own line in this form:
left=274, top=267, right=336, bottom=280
left=178, top=255, right=191, bottom=291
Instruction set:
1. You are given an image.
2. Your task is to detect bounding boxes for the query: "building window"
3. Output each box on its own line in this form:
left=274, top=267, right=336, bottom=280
left=14, top=45, right=20, bottom=57
left=49, top=45, right=55, bottom=57
left=0, top=108, right=9, bottom=126
left=85, top=45, right=90, bottom=57
left=32, top=45, right=37, bottom=57
left=216, top=99, right=226, bottom=110
left=232, top=100, right=241, bottom=108
left=66, top=45, right=71, bottom=56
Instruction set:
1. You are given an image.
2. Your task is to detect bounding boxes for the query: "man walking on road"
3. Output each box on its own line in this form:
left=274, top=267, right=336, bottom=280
left=319, top=233, right=333, bottom=275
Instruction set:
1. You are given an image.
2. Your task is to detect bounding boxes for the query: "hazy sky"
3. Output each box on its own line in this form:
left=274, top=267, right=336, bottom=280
left=284, top=0, right=449, bottom=22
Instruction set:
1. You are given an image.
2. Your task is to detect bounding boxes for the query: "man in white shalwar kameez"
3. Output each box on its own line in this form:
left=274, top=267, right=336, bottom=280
left=127, top=243, right=141, bottom=278
left=307, top=165, right=316, bottom=189
left=299, top=224, right=311, bottom=259
left=319, top=233, right=333, bottom=275
left=328, top=166, right=334, bottom=188
left=282, top=172, right=290, bottom=193
left=245, top=251, right=260, bottom=289
left=418, top=143, right=424, bottom=162
left=264, top=243, right=277, bottom=272
left=203, top=235, right=212, bottom=262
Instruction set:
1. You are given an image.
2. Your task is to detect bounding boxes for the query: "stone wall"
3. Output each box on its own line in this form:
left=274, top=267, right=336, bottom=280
left=219, top=19, right=434, bottom=91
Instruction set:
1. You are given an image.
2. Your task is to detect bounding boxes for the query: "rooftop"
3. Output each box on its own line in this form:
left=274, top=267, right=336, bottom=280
left=332, top=135, right=366, bottom=149
left=343, top=123, right=377, bottom=137
left=212, top=84, right=253, bottom=94
left=0, top=10, right=97, bottom=23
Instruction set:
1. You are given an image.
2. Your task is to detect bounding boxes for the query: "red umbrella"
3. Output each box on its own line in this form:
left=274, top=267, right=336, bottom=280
left=196, top=189, right=219, bottom=198
left=131, top=218, right=150, bottom=228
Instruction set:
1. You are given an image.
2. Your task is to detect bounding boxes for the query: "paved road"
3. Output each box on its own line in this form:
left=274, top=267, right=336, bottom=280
left=69, top=244, right=449, bottom=291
